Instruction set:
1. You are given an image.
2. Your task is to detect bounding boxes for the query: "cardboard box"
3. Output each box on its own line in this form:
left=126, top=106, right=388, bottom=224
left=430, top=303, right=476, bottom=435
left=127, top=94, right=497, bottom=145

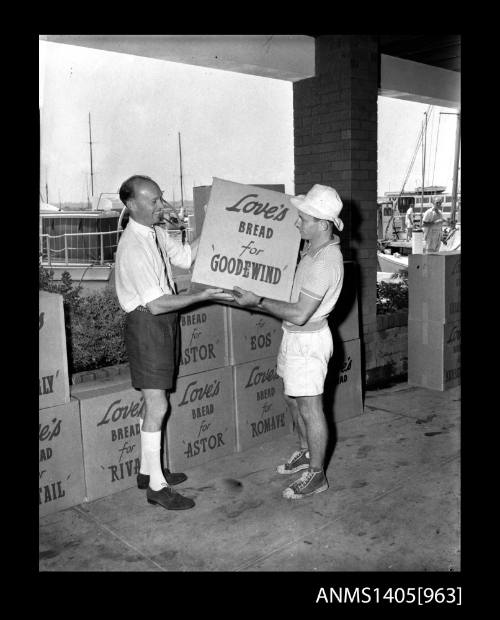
left=173, top=273, right=192, bottom=295
left=408, top=319, right=461, bottom=391
left=233, top=357, right=292, bottom=452
left=39, top=398, right=86, bottom=517
left=193, top=183, right=285, bottom=239
left=191, top=178, right=301, bottom=301
left=329, top=260, right=360, bottom=343
left=39, top=291, right=70, bottom=410
left=227, top=306, right=283, bottom=365
left=323, top=338, right=364, bottom=423
left=178, top=302, right=229, bottom=377
left=73, top=380, right=145, bottom=502
left=166, top=366, right=235, bottom=472
left=408, top=252, right=461, bottom=323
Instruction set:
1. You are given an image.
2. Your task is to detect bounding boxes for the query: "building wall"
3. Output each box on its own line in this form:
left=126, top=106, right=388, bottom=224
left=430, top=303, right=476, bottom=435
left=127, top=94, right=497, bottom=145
left=293, top=35, right=379, bottom=373
left=365, top=312, right=409, bottom=387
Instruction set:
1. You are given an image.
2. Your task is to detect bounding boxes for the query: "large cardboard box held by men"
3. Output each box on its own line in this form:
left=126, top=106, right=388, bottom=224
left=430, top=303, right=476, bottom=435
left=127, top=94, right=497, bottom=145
left=39, top=398, right=86, bottom=517
left=39, top=291, right=70, bottom=410
left=408, top=252, right=461, bottom=323
left=166, top=366, right=235, bottom=472
left=191, top=178, right=301, bottom=301
left=408, top=319, right=461, bottom=391
left=72, top=379, right=144, bottom=502
left=233, top=356, right=292, bottom=452
left=193, top=183, right=285, bottom=239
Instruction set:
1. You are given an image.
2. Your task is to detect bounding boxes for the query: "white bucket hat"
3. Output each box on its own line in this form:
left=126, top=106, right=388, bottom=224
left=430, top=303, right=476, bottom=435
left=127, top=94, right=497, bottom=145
left=290, top=184, right=344, bottom=231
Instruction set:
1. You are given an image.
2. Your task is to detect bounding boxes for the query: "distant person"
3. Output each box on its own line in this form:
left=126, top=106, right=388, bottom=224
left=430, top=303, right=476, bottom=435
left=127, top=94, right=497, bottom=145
left=115, top=175, right=232, bottom=511
left=422, top=196, right=444, bottom=252
left=233, top=184, right=344, bottom=500
left=405, top=205, right=414, bottom=241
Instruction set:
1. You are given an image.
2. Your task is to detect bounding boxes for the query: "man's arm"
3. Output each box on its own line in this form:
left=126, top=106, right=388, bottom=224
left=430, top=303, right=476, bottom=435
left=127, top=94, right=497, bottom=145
left=232, top=287, right=321, bottom=326
left=147, top=288, right=233, bottom=315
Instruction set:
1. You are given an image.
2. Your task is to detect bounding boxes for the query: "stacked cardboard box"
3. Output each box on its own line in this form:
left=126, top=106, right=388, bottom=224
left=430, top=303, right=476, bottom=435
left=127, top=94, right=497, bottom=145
left=39, top=291, right=70, bottom=410
left=166, top=366, right=235, bottom=471
left=233, top=356, right=292, bottom=452
left=178, top=303, right=229, bottom=378
left=39, top=398, right=86, bottom=517
left=227, top=306, right=283, bottom=365
left=72, top=378, right=144, bottom=501
left=408, top=252, right=461, bottom=390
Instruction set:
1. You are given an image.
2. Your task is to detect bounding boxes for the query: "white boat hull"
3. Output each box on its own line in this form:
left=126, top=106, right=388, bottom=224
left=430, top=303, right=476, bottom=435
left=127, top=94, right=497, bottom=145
left=377, top=251, right=409, bottom=273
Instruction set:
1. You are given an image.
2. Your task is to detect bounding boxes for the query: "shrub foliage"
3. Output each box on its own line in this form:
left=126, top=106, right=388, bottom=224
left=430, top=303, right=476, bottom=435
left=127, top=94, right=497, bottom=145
left=39, top=262, right=128, bottom=373
left=376, top=270, right=408, bottom=314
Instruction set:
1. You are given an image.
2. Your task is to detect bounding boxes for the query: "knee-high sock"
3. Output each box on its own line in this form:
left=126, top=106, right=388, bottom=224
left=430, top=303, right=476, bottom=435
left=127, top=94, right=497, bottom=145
left=140, top=430, right=167, bottom=490
left=139, top=417, right=149, bottom=475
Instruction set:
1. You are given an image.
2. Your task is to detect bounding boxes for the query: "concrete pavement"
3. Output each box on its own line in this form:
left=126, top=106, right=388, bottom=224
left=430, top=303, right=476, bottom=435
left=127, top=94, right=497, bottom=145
left=39, top=382, right=460, bottom=572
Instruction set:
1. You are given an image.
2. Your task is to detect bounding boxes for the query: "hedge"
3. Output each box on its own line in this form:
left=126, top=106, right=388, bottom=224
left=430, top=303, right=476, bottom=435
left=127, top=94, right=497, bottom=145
left=40, top=261, right=408, bottom=374
left=376, top=270, right=408, bottom=315
left=39, top=262, right=128, bottom=374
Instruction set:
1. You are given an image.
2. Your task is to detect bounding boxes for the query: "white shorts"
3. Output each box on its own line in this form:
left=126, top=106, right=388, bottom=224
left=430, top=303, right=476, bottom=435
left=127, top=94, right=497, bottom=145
left=277, top=325, right=333, bottom=397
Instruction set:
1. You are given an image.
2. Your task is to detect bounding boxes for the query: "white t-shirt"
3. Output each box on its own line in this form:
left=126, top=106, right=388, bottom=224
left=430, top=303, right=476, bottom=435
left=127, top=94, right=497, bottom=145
left=422, top=207, right=443, bottom=227
left=405, top=207, right=414, bottom=227
left=283, top=237, right=344, bottom=331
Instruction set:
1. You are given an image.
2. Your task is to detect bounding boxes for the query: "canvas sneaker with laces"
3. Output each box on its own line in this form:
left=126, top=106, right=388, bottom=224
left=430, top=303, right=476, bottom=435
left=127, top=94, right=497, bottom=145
left=282, top=468, right=328, bottom=499
left=276, top=449, right=310, bottom=474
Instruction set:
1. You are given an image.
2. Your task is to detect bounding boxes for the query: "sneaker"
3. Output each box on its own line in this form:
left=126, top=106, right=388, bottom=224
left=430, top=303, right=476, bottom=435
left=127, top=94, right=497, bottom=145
left=282, top=469, right=328, bottom=499
left=276, top=449, right=310, bottom=474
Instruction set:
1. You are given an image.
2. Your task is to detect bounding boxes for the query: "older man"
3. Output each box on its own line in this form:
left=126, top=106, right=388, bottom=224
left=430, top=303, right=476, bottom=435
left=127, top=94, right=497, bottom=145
left=233, top=184, right=344, bottom=499
left=422, top=196, right=445, bottom=252
left=115, top=175, right=232, bottom=511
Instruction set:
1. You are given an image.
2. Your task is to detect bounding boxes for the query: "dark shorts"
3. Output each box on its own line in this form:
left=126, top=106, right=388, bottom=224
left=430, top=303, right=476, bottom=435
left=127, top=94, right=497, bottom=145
left=125, top=309, right=181, bottom=390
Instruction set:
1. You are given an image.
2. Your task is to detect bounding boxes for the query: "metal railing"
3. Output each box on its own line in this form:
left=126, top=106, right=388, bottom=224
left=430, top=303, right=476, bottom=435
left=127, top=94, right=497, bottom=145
left=39, top=226, right=195, bottom=267
left=39, top=229, right=122, bottom=267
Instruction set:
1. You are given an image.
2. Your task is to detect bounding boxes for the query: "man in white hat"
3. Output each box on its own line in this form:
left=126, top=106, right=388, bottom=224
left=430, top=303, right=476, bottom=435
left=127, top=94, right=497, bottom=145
left=422, top=196, right=445, bottom=252
left=233, top=184, right=344, bottom=499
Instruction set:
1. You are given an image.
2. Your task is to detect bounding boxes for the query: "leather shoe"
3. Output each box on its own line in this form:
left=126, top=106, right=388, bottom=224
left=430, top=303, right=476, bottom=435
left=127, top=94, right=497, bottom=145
left=137, top=468, right=187, bottom=489
left=146, top=485, right=195, bottom=510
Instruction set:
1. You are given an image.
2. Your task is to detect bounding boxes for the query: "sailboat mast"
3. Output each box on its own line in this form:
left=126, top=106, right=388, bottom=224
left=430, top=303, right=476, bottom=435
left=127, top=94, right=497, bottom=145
left=421, top=112, right=427, bottom=219
left=178, top=132, right=184, bottom=208
left=450, top=111, right=461, bottom=225
left=89, top=113, right=94, bottom=197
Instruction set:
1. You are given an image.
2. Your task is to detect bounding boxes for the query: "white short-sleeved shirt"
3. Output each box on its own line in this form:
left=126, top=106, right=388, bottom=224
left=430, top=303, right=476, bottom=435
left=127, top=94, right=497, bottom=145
left=115, top=218, right=191, bottom=313
left=422, top=207, right=443, bottom=227
left=283, top=237, right=344, bottom=332
left=405, top=207, right=414, bottom=227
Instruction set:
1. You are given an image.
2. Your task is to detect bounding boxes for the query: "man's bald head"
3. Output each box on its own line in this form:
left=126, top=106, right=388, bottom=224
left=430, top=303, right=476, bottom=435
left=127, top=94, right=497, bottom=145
left=119, top=175, right=158, bottom=207
left=119, top=175, right=165, bottom=228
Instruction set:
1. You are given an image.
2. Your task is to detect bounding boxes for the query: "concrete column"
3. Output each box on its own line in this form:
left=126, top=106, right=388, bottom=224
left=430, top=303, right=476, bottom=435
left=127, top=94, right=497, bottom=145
left=293, top=34, right=379, bottom=353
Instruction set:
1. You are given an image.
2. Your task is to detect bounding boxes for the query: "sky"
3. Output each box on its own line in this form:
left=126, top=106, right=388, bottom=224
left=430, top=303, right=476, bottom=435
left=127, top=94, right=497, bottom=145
left=39, top=39, right=459, bottom=205
left=377, top=97, right=459, bottom=197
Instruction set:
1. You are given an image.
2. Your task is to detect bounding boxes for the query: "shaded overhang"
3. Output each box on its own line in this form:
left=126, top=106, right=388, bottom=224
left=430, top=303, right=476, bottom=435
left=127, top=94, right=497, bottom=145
left=40, top=34, right=460, bottom=108
left=40, top=34, right=316, bottom=82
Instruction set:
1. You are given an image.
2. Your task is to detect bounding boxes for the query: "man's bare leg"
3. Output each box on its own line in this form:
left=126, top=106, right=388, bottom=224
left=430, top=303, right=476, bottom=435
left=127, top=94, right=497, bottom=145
left=283, top=393, right=308, bottom=451
left=296, top=394, right=327, bottom=471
